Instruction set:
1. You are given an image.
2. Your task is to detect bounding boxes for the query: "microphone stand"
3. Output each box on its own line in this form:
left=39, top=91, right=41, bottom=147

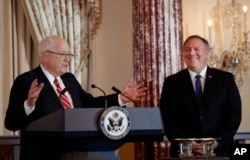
left=91, top=84, right=108, bottom=108
left=111, top=86, right=137, bottom=106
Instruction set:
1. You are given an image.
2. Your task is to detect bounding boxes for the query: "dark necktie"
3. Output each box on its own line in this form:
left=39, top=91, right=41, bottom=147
left=54, top=78, right=72, bottom=109
left=195, top=75, right=202, bottom=104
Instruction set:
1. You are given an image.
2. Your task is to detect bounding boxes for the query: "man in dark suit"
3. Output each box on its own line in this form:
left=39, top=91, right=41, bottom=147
left=4, top=35, right=147, bottom=160
left=160, top=35, right=241, bottom=157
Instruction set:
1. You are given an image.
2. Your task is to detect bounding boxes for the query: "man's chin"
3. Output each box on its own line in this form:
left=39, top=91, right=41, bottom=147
left=60, top=70, right=68, bottom=75
left=187, top=63, right=199, bottom=69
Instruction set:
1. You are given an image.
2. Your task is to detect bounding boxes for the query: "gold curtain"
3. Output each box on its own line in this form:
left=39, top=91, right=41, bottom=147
left=0, top=0, right=34, bottom=135
left=132, top=0, right=184, bottom=159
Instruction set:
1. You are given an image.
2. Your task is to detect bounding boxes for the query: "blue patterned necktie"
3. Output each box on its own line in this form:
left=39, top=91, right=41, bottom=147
left=195, top=75, right=202, bottom=104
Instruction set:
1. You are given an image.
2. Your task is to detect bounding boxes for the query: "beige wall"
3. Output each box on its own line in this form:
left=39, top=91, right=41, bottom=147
left=88, top=0, right=134, bottom=159
left=88, top=0, right=133, bottom=96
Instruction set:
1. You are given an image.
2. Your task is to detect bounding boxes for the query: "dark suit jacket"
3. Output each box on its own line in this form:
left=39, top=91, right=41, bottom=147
left=4, top=65, right=120, bottom=160
left=160, top=67, right=241, bottom=157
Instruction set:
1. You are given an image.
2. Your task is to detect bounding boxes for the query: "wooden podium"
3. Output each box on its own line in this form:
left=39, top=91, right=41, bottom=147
left=24, top=107, right=164, bottom=160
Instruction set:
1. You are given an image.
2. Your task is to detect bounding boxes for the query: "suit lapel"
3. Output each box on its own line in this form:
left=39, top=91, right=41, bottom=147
left=202, top=67, right=216, bottom=104
left=183, top=69, right=195, bottom=92
left=182, top=69, right=197, bottom=103
left=35, top=66, right=62, bottom=108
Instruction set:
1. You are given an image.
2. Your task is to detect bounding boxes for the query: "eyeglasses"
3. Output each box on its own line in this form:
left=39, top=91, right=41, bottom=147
left=46, top=50, right=74, bottom=58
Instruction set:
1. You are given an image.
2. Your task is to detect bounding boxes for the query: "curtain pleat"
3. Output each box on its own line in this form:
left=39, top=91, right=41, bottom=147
left=132, top=0, right=183, bottom=159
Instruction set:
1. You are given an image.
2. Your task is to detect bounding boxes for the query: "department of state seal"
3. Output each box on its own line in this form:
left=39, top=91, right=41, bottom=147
left=100, top=106, right=131, bottom=140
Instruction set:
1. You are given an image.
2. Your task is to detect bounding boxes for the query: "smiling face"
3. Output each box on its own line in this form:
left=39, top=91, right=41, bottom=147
left=39, top=36, right=71, bottom=77
left=183, top=36, right=210, bottom=74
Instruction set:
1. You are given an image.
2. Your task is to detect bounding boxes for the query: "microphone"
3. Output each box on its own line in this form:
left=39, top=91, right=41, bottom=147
left=57, top=88, right=69, bottom=108
left=111, top=86, right=136, bottom=106
left=91, top=84, right=108, bottom=108
left=59, top=88, right=67, bottom=98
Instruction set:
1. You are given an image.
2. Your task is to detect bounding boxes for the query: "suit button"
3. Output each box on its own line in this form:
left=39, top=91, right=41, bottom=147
left=200, top=116, right=203, bottom=120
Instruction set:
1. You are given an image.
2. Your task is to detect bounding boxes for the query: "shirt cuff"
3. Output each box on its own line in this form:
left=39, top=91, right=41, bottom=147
left=118, top=94, right=127, bottom=106
left=24, top=100, right=35, bottom=116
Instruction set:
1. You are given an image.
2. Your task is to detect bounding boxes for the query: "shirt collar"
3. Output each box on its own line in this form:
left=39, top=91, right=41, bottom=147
left=40, top=65, right=60, bottom=85
left=188, top=66, right=207, bottom=79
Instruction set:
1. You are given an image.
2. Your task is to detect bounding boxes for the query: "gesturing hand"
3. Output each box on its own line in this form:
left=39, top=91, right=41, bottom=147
left=120, top=78, right=147, bottom=103
left=27, top=79, right=44, bottom=108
